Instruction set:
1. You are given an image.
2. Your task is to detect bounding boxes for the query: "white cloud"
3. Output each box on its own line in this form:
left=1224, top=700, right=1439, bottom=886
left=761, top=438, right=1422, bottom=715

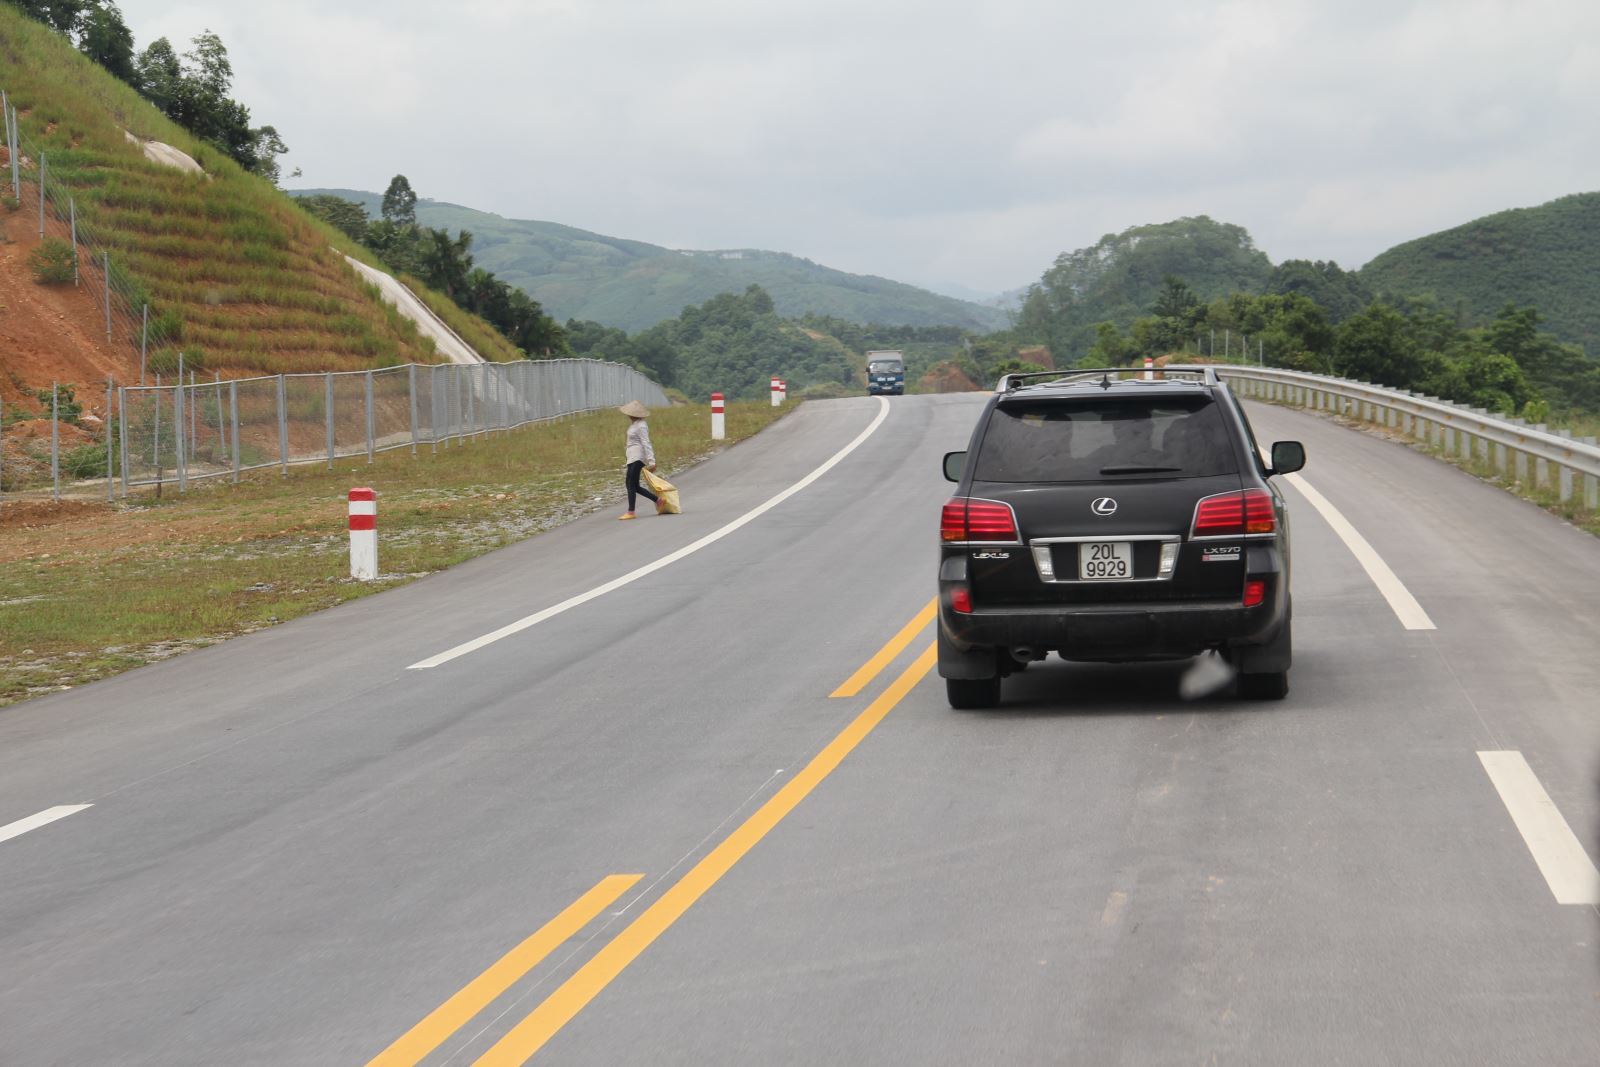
left=112, top=0, right=1600, bottom=295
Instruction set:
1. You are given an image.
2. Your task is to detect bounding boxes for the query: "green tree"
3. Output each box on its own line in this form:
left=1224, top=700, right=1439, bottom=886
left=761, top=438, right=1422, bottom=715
left=77, top=2, right=136, bottom=84
left=1332, top=303, right=1424, bottom=386
left=134, top=37, right=181, bottom=113
left=16, top=0, right=87, bottom=34
left=298, top=194, right=370, bottom=243
left=382, top=175, right=418, bottom=227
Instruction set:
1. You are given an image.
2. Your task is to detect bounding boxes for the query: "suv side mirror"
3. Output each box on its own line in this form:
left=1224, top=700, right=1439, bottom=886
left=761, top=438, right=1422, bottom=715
left=943, top=451, right=967, bottom=482
left=1270, top=440, right=1306, bottom=476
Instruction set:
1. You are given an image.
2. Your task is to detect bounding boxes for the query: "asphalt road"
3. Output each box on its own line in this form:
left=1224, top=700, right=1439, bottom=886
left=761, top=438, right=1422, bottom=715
left=2, top=392, right=1597, bottom=1065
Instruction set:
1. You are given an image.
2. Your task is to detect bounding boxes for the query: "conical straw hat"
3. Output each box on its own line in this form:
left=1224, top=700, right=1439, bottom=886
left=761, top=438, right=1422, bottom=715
left=618, top=400, right=649, bottom=418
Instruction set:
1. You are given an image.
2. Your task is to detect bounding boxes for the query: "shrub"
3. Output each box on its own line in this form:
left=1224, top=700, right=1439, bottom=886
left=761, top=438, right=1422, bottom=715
left=34, top=383, right=83, bottom=423
left=28, top=237, right=76, bottom=284
left=0, top=194, right=19, bottom=212
left=63, top=441, right=114, bottom=479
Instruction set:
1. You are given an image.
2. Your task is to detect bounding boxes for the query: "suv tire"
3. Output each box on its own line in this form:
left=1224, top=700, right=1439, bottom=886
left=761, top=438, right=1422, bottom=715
left=946, top=676, right=1001, bottom=710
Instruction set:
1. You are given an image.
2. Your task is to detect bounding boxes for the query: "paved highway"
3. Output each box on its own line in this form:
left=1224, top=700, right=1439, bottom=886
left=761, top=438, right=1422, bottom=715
left=2, top=393, right=1597, bottom=1064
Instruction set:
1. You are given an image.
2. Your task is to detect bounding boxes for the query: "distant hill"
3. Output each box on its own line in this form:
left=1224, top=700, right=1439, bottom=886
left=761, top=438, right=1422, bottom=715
left=1359, top=192, right=1600, bottom=353
left=1013, top=216, right=1274, bottom=362
left=291, top=190, right=1011, bottom=334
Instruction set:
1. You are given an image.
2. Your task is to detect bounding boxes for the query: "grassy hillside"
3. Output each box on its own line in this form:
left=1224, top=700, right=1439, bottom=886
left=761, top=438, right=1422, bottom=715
left=293, top=189, right=1012, bottom=334
left=1359, top=192, right=1600, bottom=353
left=0, top=7, right=523, bottom=380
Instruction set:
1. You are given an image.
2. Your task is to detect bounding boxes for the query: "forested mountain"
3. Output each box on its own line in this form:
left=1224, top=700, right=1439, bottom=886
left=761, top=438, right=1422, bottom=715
left=1012, top=217, right=1274, bottom=362
left=566, top=285, right=857, bottom=400
left=1359, top=192, right=1600, bottom=353
left=291, top=190, right=1011, bottom=334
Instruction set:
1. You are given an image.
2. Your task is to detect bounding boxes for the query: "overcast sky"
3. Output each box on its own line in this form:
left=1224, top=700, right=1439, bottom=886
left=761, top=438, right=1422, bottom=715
left=114, top=0, right=1600, bottom=299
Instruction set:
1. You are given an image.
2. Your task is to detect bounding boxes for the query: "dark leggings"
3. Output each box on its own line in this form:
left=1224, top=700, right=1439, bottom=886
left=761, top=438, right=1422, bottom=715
left=626, top=461, right=658, bottom=512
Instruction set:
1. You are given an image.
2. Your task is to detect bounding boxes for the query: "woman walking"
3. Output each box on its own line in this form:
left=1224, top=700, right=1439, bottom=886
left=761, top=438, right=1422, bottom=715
left=618, top=400, right=658, bottom=519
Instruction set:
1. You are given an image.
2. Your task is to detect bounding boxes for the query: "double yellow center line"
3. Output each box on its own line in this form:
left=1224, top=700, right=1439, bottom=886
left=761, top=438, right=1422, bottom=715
left=368, top=598, right=938, bottom=1065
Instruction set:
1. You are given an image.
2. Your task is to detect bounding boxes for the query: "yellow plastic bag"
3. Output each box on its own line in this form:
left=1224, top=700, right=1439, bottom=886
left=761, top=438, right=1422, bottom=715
left=642, top=468, right=681, bottom=514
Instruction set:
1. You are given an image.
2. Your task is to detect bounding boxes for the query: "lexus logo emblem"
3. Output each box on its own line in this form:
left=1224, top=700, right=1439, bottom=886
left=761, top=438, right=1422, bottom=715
left=1091, top=497, right=1118, bottom=516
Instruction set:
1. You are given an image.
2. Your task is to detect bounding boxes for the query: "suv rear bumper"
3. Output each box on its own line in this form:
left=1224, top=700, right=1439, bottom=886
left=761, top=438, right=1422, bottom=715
left=941, top=596, right=1280, bottom=655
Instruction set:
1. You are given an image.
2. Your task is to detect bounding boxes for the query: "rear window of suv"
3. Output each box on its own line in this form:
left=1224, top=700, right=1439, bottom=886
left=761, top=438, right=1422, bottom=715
left=972, top=396, right=1237, bottom=482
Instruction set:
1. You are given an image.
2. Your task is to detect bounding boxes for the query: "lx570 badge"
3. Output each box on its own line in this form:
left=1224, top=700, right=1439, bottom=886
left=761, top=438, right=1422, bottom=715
left=1201, top=546, right=1240, bottom=562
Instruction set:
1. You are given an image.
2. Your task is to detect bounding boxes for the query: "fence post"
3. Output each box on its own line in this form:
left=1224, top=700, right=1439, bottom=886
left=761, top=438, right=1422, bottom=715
left=229, top=380, right=240, bottom=483
left=0, top=393, right=5, bottom=513
left=118, top=386, right=130, bottom=499
left=140, top=304, right=148, bottom=385
left=51, top=382, right=60, bottom=502
left=408, top=364, right=418, bottom=456
left=325, top=373, right=335, bottom=469
left=176, top=355, right=186, bottom=492
left=152, top=373, right=161, bottom=470
left=103, top=253, right=112, bottom=341
left=105, top=377, right=114, bottom=502
left=70, top=198, right=77, bottom=285
left=430, top=366, right=439, bottom=454
left=8, top=104, right=17, bottom=197
left=364, top=369, right=375, bottom=463
left=274, top=375, right=287, bottom=474
left=38, top=152, right=45, bottom=237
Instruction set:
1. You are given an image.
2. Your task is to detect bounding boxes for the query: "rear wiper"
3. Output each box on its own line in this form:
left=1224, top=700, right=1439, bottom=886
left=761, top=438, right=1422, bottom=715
left=1098, top=465, right=1182, bottom=475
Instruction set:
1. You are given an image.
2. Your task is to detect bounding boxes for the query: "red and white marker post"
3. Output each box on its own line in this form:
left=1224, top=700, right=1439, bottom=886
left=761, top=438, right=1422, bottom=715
left=711, top=392, right=725, bottom=440
left=349, top=487, right=377, bottom=581
left=770, top=376, right=783, bottom=407
left=1143, top=356, right=1155, bottom=380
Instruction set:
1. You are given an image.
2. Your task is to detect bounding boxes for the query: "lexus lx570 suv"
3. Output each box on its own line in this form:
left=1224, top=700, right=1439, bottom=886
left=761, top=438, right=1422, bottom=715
left=938, top=367, right=1306, bottom=708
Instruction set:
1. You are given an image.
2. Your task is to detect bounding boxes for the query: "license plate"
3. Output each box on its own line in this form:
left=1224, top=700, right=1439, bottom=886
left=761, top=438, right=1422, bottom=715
left=1080, top=541, right=1132, bottom=580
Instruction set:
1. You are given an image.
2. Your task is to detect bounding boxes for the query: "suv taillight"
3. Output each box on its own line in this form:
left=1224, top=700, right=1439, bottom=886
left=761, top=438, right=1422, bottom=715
left=941, top=498, right=1019, bottom=543
left=1192, top=489, right=1275, bottom=538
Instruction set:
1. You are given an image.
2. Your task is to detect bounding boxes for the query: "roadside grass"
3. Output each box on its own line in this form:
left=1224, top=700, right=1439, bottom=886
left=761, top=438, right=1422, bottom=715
left=0, top=401, right=785, bottom=706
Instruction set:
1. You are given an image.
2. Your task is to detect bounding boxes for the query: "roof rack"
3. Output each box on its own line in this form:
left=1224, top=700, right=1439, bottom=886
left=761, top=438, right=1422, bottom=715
left=995, top=365, right=1219, bottom=393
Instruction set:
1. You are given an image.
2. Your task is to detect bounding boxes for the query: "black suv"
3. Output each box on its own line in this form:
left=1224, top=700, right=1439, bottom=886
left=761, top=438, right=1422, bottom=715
left=937, top=367, right=1306, bottom=708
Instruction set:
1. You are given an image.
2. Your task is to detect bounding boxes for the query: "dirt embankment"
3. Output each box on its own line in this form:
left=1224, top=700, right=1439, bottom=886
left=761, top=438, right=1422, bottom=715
left=0, top=218, right=133, bottom=419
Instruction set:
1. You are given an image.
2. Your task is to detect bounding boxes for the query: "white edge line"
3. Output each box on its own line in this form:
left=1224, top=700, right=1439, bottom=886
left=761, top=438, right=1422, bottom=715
left=408, top=397, right=893, bottom=669
left=1282, top=472, right=1435, bottom=630
left=1477, top=750, right=1600, bottom=906
left=0, top=804, right=93, bottom=845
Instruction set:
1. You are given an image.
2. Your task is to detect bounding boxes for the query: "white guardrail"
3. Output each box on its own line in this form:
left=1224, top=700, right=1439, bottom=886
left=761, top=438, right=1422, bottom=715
left=1216, top=366, right=1600, bottom=512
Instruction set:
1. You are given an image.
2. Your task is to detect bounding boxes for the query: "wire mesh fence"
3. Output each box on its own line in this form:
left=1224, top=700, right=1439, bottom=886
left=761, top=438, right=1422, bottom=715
left=108, top=358, right=670, bottom=495
left=2, top=87, right=180, bottom=379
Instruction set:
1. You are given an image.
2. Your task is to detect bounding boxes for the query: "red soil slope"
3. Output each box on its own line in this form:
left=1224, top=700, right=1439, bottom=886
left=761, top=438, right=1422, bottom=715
left=0, top=222, right=133, bottom=421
